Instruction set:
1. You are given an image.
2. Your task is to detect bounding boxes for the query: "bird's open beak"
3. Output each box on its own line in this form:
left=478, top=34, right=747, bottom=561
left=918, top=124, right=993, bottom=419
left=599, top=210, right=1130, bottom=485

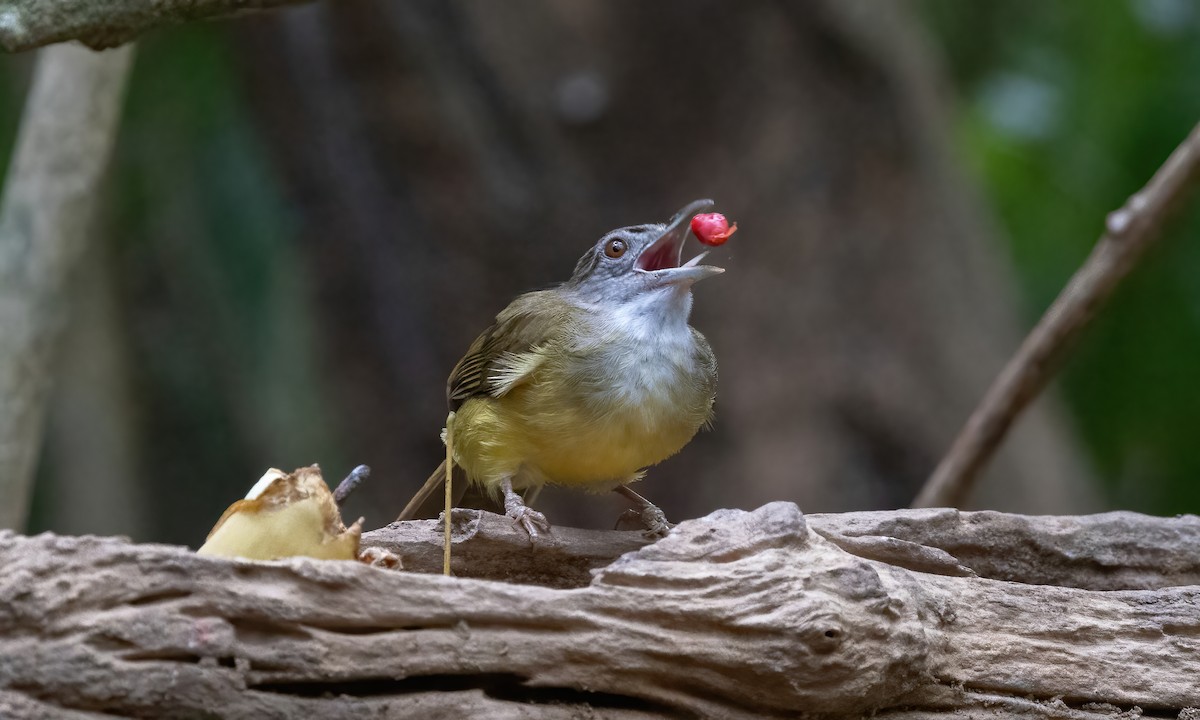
left=636, top=198, right=725, bottom=285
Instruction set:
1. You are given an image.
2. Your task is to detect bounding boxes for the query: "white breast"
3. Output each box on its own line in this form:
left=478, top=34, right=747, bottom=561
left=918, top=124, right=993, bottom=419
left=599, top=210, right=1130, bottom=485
left=576, top=285, right=699, bottom=414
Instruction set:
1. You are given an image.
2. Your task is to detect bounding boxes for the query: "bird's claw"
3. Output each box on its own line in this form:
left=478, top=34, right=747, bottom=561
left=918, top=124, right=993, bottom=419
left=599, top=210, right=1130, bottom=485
left=500, top=479, right=551, bottom=540
left=508, top=505, right=551, bottom=539
left=639, top=504, right=674, bottom=539
left=614, top=506, right=673, bottom=538
left=614, top=508, right=642, bottom=531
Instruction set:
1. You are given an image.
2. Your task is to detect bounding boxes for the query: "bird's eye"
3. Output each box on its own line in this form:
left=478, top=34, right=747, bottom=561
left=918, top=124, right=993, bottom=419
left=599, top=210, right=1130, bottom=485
left=604, top=238, right=627, bottom=258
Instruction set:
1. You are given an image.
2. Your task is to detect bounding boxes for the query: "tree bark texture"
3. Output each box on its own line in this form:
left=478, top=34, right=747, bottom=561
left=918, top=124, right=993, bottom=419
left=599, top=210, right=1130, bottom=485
left=2, top=504, right=1198, bottom=719
left=0, top=0, right=311, bottom=52
left=0, top=43, right=133, bottom=531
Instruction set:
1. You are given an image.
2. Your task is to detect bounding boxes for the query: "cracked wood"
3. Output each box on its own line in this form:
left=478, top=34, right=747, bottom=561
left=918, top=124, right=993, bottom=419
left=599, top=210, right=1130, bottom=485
left=1, top=504, right=1199, bottom=718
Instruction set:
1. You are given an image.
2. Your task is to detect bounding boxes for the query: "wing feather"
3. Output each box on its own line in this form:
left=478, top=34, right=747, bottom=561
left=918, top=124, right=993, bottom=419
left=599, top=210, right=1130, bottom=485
left=446, top=291, right=567, bottom=410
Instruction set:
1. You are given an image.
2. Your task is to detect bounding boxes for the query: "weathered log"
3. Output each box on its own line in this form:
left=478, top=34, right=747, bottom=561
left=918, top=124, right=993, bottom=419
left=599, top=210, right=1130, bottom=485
left=377, top=507, right=1200, bottom=591
left=1, top=504, right=1198, bottom=719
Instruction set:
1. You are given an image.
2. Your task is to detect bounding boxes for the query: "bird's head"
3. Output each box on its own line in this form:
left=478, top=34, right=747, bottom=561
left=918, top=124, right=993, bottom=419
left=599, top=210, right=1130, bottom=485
left=566, top=199, right=725, bottom=305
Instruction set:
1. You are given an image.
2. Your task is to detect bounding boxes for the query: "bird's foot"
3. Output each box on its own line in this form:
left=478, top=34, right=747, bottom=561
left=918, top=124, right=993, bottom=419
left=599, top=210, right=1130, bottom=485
left=502, top=483, right=551, bottom=539
left=636, top=503, right=674, bottom=539
left=612, top=485, right=673, bottom=539
left=614, top=505, right=674, bottom=538
left=507, top=504, right=551, bottom=539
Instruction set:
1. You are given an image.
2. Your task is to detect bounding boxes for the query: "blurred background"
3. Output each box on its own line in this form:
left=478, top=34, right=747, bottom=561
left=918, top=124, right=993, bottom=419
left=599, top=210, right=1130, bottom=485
left=8, top=0, right=1200, bottom=545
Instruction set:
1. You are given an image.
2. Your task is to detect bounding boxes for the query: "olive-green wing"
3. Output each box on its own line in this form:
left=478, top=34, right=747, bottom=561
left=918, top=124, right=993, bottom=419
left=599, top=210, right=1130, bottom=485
left=446, top=291, right=566, bottom=410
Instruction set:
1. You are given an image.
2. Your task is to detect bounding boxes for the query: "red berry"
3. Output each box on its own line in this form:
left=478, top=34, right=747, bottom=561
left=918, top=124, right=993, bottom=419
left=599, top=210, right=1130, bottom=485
left=690, top=212, right=738, bottom=246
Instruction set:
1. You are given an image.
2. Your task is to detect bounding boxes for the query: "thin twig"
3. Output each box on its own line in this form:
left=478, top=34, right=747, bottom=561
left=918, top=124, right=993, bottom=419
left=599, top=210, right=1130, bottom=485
left=444, top=411, right=455, bottom=576
left=914, top=120, right=1200, bottom=509
left=333, top=465, right=370, bottom=505
left=0, top=45, right=134, bottom=531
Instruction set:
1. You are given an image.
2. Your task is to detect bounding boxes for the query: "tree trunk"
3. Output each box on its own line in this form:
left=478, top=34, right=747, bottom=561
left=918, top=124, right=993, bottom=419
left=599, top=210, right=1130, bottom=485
left=0, top=44, right=133, bottom=531
left=2, top=505, right=1197, bottom=718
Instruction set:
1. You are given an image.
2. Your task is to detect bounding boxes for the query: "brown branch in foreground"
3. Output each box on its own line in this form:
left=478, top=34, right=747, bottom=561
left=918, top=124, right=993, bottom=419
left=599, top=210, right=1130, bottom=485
left=0, top=0, right=313, bottom=53
left=0, top=44, right=133, bottom=531
left=3, top=505, right=1200, bottom=719
left=915, top=120, right=1200, bottom=509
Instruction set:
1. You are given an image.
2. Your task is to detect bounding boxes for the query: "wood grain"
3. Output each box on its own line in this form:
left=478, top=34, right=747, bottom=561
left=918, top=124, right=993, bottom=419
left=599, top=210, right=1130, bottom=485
left=2, top=504, right=1199, bottom=718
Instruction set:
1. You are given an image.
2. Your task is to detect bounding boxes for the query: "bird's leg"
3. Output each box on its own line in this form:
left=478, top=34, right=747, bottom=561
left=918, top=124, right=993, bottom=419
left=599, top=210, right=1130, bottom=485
left=613, top=485, right=673, bottom=538
left=501, top=477, right=551, bottom=539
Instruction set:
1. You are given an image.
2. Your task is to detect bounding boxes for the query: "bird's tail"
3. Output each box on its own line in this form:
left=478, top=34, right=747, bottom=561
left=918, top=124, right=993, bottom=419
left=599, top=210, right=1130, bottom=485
left=396, top=460, right=470, bottom=521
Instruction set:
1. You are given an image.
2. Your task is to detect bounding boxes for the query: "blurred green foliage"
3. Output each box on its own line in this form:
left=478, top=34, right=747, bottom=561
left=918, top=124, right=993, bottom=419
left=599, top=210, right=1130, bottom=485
left=924, top=0, right=1200, bottom=513
left=21, top=25, right=340, bottom=541
left=111, top=24, right=341, bottom=536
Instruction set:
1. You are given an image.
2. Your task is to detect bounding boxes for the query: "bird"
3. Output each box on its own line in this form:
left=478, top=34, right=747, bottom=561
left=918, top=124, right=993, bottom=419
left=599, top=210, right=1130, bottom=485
left=397, top=199, right=724, bottom=537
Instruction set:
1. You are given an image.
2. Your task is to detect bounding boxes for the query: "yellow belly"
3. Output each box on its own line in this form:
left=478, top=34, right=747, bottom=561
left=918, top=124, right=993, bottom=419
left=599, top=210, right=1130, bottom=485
left=451, top=368, right=712, bottom=492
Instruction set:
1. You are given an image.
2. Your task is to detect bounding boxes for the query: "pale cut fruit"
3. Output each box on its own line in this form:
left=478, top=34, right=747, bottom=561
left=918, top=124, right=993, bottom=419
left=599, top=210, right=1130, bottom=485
left=197, top=465, right=362, bottom=561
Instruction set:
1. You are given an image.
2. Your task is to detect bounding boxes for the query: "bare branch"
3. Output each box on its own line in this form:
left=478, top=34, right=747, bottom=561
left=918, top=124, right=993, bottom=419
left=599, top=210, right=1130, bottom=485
left=915, top=120, right=1200, bottom=509
left=0, top=44, right=133, bottom=531
left=0, top=0, right=313, bottom=53
left=3, top=504, right=1199, bottom=718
